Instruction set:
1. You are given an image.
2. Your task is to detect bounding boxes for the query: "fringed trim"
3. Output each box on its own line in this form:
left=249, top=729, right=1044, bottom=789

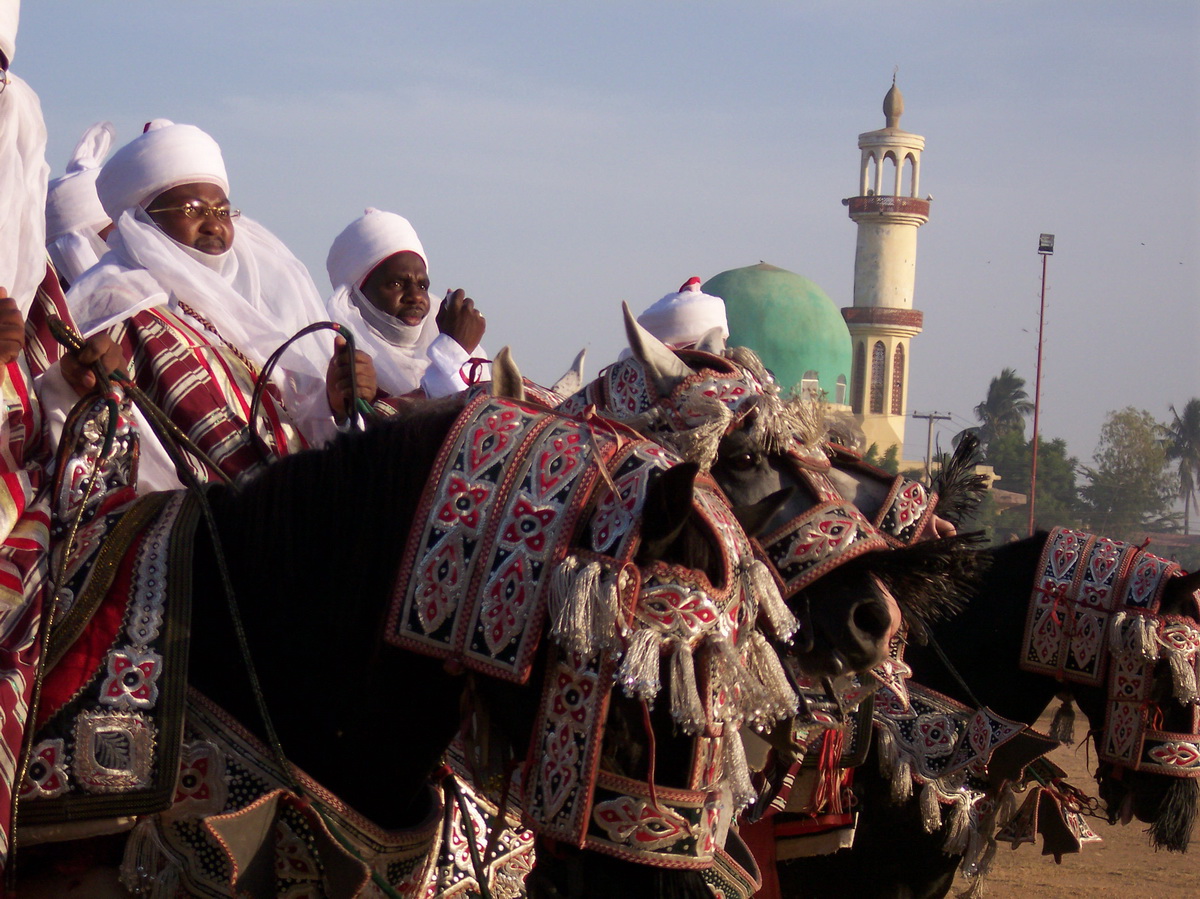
left=669, top=641, right=705, bottom=734
left=743, top=559, right=798, bottom=643
left=742, top=630, right=800, bottom=730
left=1109, top=610, right=1127, bottom=655
left=1168, top=648, right=1200, bottom=703
left=876, top=726, right=899, bottom=777
left=920, top=781, right=942, bottom=833
left=618, top=627, right=663, bottom=701
left=1108, top=611, right=1161, bottom=661
left=723, top=730, right=757, bottom=810
left=889, top=757, right=913, bottom=804
left=710, top=634, right=767, bottom=726
left=943, top=793, right=974, bottom=854
left=1049, top=696, right=1076, bottom=744
left=120, top=818, right=182, bottom=898
left=550, top=557, right=625, bottom=659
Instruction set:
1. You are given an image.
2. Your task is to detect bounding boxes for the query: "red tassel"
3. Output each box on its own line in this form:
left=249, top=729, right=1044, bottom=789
left=810, top=727, right=846, bottom=815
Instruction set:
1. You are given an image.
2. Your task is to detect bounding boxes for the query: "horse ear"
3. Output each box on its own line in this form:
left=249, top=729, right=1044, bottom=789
left=693, top=326, right=728, bottom=355
left=1171, top=568, right=1200, bottom=618
left=490, top=346, right=525, bottom=401
left=623, top=301, right=692, bottom=396
left=732, top=486, right=796, bottom=538
left=637, top=462, right=699, bottom=563
left=549, top=348, right=587, bottom=397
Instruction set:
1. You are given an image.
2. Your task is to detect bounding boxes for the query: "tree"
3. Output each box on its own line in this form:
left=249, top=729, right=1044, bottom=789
left=862, top=443, right=900, bottom=475
left=973, top=368, right=1034, bottom=454
left=988, top=431, right=1082, bottom=530
left=1161, top=399, right=1200, bottom=535
left=1078, top=407, right=1177, bottom=539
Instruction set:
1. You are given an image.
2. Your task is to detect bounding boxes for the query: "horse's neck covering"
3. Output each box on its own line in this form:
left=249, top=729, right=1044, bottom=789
left=1022, top=527, right=1200, bottom=776
left=387, top=394, right=797, bottom=869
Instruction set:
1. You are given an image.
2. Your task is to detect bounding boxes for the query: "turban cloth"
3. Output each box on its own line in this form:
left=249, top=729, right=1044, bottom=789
left=636, top=276, right=729, bottom=348
left=0, top=69, right=48, bottom=313
left=46, top=121, right=116, bottom=284
left=326, top=208, right=427, bottom=291
left=96, top=119, right=227, bottom=221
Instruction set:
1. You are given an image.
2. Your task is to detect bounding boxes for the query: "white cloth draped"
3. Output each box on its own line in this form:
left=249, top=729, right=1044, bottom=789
left=45, top=121, right=114, bottom=283
left=67, top=208, right=334, bottom=439
left=0, top=72, right=48, bottom=313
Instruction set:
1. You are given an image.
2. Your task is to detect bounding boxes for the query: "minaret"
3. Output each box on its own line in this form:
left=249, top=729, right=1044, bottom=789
left=842, top=81, right=929, bottom=454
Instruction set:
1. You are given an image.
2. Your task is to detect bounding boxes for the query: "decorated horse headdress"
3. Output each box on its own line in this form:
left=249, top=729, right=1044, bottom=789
left=384, top=393, right=798, bottom=868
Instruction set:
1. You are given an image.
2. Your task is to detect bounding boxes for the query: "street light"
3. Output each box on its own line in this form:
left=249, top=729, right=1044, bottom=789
left=1029, top=234, right=1054, bottom=536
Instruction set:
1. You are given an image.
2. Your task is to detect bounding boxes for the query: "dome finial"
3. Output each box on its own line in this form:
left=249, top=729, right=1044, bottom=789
left=883, top=71, right=904, bottom=129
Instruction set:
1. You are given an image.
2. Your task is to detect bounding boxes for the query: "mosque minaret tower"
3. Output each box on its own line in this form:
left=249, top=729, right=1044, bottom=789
left=842, top=80, right=929, bottom=454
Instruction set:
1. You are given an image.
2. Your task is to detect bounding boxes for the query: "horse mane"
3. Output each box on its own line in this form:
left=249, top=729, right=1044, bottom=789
left=206, top=395, right=469, bottom=660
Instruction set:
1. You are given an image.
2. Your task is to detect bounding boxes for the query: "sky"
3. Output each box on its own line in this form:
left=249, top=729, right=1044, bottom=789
left=13, top=1, right=1200, bottom=466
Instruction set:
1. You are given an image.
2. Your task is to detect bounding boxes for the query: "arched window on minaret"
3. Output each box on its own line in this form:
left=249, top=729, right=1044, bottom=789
left=853, top=344, right=866, bottom=413
left=800, top=370, right=820, bottom=402
left=836, top=375, right=847, bottom=405
left=891, top=345, right=905, bottom=415
left=870, top=341, right=886, bottom=414
left=902, top=154, right=916, bottom=198
left=882, top=152, right=898, bottom=196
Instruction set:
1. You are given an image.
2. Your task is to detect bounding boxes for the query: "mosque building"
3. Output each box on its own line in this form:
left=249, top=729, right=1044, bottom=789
left=703, top=81, right=929, bottom=459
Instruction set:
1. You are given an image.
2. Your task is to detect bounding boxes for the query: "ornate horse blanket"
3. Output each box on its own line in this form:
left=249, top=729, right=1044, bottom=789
left=386, top=393, right=794, bottom=876
left=1022, top=527, right=1200, bottom=776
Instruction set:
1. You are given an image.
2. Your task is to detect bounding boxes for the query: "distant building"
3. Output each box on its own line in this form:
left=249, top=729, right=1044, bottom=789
left=843, top=81, right=930, bottom=454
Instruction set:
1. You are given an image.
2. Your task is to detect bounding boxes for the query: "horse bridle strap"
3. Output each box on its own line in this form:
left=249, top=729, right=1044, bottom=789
left=1021, top=527, right=1200, bottom=776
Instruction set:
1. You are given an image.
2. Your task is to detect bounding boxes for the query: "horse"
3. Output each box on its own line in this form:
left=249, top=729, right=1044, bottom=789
left=555, top=307, right=974, bottom=679
left=776, top=530, right=1200, bottom=899
left=17, top=379, right=795, bottom=898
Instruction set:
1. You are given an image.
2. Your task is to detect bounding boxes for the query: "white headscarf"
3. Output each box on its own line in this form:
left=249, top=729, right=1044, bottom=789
left=46, top=121, right=115, bottom=284
left=324, top=208, right=440, bottom=395
left=69, top=121, right=332, bottom=435
left=0, top=0, right=18, bottom=69
left=95, top=119, right=227, bottom=223
left=636, top=276, right=728, bottom=349
left=0, top=69, right=48, bottom=315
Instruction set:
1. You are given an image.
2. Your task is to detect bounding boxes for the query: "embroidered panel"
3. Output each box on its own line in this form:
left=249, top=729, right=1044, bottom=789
left=759, top=498, right=886, bottom=599
left=19, top=492, right=198, bottom=826
left=119, top=692, right=535, bottom=899
left=1020, top=528, right=1200, bottom=776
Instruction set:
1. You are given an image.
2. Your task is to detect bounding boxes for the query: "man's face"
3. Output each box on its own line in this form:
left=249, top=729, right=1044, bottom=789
left=361, top=251, right=430, bottom=325
left=146, top=182, right=235, bottom=255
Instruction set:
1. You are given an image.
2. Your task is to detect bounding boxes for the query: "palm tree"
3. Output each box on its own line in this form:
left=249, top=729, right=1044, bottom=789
left=1162, top=399, right=1200, bottom=534
left=973, top=368, right=1035, bottom=452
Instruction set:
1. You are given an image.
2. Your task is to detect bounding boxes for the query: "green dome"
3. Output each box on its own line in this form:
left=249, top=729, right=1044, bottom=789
left=702, top=263, right=852, bottom=401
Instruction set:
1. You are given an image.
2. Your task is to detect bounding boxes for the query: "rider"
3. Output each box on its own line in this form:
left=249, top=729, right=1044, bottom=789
left=324, top=207, right=486, bottom=409
left=43, top=120, right=366, bottom=490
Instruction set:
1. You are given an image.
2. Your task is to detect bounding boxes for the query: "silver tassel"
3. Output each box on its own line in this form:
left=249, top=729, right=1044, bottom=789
left=920, top=781, right=942, bottom=833
left=711, top=635, right=768, bottom=725
left=618, top=627, right=663, bottom=700
left=1168, top=649, right=1200, bottom=703
left=1134, top=615, right=1160, bottom=661
left=1049, top=697, right=1076, bottom=744
left=746, top=559, right=798, bottom=643
left=591, top=570, right=622, bottom=653
left=722, top=730, right=757, bottom=810
left=669, top=640, right=706, bottom=734
left=120, top=818, right=181, bottom=898
left=743, top=630, right=799, bottom=728
left=943, top=794, right=972, bottom=853
left=890, top=757, right=913, bottom=804
left=876, top=727, right=898, bottom=778
left=1109, top=610, right=1127, bottom=655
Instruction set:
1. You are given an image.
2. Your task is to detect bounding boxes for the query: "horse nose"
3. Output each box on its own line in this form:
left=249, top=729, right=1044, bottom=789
left=851, top=596, right=892, bottom=642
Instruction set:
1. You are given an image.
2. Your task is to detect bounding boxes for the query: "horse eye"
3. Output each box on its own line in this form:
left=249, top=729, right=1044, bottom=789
left=726, top=452, right=757, bottom=472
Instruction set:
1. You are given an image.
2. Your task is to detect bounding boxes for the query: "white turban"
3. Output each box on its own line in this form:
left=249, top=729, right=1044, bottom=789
left=96, top=119, right=228, bottom=221
left=326, top=207, right=426, bottom=291
left=46, top=121, right=115, bottom=284
left=636, top=277, right=729, bottom=348
left=0, top=70, right=48, bottom=314
left=0, top=0, right=18, bottom=68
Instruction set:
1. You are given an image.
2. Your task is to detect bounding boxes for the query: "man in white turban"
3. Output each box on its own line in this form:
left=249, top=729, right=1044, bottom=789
left=325, top=208, right=486, bottom=401
left=50, top=119, right=350, bottom=490
left=44, top=120, right=115, bottom=287
left=636, top=276, right=728, bottom=350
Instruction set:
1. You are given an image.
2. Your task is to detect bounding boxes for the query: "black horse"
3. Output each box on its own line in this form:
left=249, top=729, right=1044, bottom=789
left=777, top=533, right=1200, bottom=899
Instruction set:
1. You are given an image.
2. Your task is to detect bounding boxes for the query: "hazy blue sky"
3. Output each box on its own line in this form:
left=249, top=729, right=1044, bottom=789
left=13, top=1, right=1199, bottom=464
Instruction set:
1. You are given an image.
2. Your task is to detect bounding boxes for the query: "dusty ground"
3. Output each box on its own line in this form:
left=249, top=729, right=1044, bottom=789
left=953, top=709, right=1200, bottom=897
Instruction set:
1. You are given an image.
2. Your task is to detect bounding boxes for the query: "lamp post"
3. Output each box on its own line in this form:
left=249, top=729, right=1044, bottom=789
left=1029, top=233, right=1054, bottom=536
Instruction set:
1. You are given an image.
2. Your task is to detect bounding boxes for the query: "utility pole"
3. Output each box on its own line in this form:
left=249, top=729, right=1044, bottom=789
left=911, top=411, right=952, bottom=479
left=1029, top=234, right=1054, bottom=536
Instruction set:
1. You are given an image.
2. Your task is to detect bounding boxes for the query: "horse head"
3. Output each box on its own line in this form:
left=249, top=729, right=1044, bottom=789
left=556, top=306, right=961, bottom=677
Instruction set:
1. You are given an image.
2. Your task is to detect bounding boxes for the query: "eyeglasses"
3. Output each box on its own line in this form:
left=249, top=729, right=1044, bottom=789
left=146, top=201, right=241, bottom=221
left=0, top=70, right=8, bottom=96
